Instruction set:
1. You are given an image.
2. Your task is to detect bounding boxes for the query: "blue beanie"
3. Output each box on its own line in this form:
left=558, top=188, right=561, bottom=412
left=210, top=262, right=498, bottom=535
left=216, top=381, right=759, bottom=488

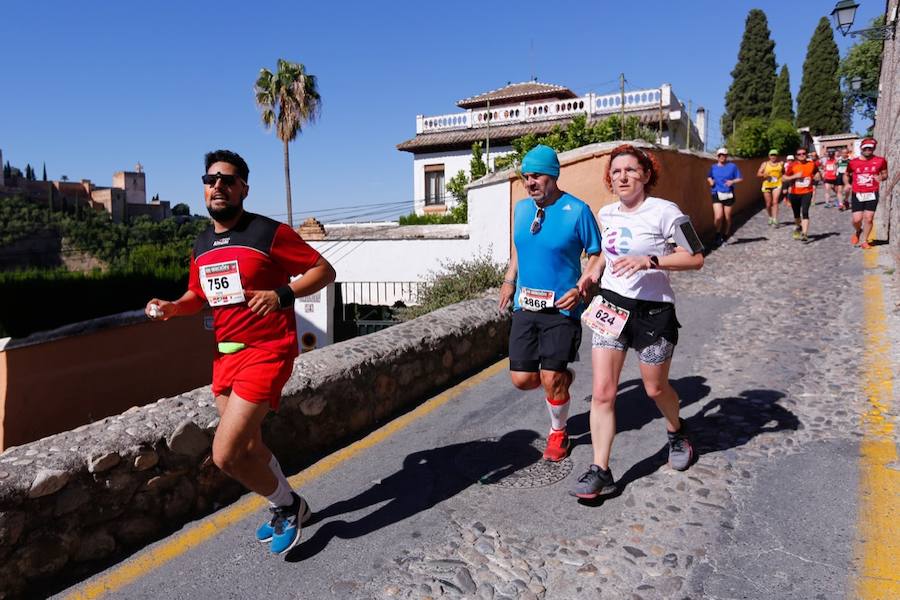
left=521, top=144, right=560, bottom=178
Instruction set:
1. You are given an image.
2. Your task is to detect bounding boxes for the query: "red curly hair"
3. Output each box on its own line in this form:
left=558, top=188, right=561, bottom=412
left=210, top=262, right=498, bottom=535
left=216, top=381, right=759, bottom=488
left=604, top=144, right=661, bottom=193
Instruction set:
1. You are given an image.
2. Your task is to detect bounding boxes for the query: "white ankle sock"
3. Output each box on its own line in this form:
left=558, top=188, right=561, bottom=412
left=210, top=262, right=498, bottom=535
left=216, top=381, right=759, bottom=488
left=546, top=397, right=570, bottom=431
left=267, top=455, right=295, bottom=507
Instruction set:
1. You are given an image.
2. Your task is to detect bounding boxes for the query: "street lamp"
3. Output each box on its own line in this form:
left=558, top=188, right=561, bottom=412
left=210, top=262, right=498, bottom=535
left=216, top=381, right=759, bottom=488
left=830, top=0, right=859, bottom=35
left=830, top=0, right=896, bottom=40
left=849, top=75, right=879, bottom=98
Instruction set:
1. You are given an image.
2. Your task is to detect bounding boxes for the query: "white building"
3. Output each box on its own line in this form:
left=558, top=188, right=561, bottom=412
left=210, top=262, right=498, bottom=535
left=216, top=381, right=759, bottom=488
left=397, top=81, right=705, bottom=216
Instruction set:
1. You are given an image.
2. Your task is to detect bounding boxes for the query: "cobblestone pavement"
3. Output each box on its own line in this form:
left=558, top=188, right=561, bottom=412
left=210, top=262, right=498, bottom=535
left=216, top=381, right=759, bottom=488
left=355, top=195, right=900, bottom=600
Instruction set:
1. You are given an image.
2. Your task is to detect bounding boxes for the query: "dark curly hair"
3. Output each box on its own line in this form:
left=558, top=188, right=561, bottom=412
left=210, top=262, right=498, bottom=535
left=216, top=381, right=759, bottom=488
left=604, top=144, right=660, bottom=193
left=205, top=149, right=250, bottom=182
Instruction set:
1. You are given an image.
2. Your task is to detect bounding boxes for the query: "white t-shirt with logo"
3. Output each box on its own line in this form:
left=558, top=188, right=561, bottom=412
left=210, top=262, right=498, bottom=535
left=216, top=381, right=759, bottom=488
left=598, top=196, right=685, bottom=304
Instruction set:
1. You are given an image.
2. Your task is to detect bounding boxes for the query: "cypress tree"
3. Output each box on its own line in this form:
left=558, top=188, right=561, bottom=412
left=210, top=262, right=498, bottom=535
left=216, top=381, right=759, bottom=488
left=42, top=162, right=47, bottom=181
left=796, top=17, right=845, bottom=135
left=721, top=9, right=778, bottom=135
left=770, top=65, right=794, bottom=122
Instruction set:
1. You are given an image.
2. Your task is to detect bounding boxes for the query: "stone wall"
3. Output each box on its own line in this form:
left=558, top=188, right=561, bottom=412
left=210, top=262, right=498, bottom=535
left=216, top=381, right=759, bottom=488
left=874, top=0, right=899, bottom=257
left=0, top=297, right=510, bottom=599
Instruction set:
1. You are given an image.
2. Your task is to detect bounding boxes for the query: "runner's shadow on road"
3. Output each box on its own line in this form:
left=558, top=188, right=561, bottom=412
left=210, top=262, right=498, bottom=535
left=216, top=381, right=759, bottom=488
left=568, top=375, right=711, bottom=449
left=727, top=236, right=768, bottom=245
left=284, top=430, right=541, bottom=562
left=615, top=389, right=799, bottom=492
left=805, top=232, right=840, bottom=244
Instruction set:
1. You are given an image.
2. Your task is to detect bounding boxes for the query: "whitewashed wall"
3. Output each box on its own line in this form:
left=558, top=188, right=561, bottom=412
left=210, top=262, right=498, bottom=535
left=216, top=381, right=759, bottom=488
left=412, top=146, right=513, bottom=215
left=310, top=237, right=472, bottom=305
left=467, top=176, right=512, bottom=266
left=305, top=172, right=515, bottom=307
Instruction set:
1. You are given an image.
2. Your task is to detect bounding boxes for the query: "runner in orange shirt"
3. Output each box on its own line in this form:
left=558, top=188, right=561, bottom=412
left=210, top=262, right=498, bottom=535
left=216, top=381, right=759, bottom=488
left=783, top=148, right=820, bottom=243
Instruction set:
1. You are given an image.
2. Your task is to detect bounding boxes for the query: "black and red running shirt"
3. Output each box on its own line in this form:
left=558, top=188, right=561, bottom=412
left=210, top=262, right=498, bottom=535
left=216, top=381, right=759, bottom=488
left=847, top=156, right=888, bottom=193
left=188, top=211, right=322, bottom=357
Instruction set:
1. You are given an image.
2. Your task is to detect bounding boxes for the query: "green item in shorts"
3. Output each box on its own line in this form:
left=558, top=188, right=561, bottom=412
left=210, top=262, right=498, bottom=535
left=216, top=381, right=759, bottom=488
left=217, top=342, right=246, bottom=354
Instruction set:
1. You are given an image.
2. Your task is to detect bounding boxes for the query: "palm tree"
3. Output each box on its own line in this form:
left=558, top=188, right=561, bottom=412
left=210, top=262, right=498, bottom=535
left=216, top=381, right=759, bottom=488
left=254, top=59, right=321, bottom=227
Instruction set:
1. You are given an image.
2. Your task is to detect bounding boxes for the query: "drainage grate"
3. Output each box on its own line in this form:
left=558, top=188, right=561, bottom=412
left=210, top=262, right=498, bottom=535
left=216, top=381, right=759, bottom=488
left=454, top=434, right=573, bottom=489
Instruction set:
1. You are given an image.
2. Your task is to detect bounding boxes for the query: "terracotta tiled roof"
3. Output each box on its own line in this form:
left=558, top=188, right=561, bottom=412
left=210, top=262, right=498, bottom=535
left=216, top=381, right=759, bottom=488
left=397, top=110, right=666, bottom=153
left=456, top=81, right=577, bottom=109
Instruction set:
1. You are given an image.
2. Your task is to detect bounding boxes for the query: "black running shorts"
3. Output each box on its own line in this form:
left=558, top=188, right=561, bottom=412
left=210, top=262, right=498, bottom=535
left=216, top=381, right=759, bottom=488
left=789, top=193, right=813, bottom=220
left=509, top=310, right=582, bottom=373
left=851, top=191, right=879, bottom=213
left=592, top=288, right=680, bottom=352
left=711, top=192, right=736, bottom=207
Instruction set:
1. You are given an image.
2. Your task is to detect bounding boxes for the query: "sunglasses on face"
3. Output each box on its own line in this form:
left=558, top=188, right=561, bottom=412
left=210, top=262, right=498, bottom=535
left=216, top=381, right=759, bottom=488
left=202, top=173, right=242, bottom=186
left=530, top=206, right=545, bottom=234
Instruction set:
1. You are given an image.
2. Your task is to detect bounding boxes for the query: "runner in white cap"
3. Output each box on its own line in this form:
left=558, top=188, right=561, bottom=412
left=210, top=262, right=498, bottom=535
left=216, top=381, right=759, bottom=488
left=706, top=148, right=742, bottom=245
left=845, top=138, right=889, bottom=249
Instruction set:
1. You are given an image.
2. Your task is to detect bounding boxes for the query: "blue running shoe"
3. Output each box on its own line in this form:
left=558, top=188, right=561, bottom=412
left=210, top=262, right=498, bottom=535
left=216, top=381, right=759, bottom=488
left=257, top=493, right=311, bottom=549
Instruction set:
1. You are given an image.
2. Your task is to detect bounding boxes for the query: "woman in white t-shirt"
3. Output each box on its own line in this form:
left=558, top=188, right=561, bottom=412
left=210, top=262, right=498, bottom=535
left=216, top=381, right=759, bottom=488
left=572, top=144, right=704, bottom=500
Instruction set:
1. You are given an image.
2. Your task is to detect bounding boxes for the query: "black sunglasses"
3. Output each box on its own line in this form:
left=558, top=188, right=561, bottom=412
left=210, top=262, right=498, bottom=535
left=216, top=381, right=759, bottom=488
left=202, top=173, right=242, bottom=186
left=530, top=206, right=545, bottom=234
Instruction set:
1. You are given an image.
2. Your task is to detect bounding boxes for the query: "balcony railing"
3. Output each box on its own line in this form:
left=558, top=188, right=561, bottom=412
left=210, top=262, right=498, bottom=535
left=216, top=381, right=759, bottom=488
left=417, top=87, right=668, bottom=134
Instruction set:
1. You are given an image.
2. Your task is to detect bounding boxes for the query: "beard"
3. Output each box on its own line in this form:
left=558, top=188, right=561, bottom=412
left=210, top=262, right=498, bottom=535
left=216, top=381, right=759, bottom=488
left=207, top=199, right=243, bottom=222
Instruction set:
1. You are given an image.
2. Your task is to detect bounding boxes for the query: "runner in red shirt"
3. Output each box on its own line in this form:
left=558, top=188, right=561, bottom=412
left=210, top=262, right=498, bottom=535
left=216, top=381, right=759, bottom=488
left=844, top=138, right=889, bottom=249
left=820, top=148, right=841, bottom=208
left=145, top=150, right=335, bottom=555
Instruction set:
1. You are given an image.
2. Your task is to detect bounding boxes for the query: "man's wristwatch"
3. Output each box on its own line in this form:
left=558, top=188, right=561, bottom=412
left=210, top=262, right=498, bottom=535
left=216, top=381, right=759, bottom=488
left=648, top=255, right=660, bottom=269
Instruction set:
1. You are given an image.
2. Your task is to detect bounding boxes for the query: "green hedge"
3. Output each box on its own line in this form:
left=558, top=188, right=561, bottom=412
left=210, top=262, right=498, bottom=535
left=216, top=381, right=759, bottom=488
left=0, top=269, right=189, bottom=338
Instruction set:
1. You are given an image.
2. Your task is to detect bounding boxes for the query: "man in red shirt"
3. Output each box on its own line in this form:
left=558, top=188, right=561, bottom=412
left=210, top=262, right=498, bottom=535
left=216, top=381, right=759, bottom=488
left=844, top=138, right=889, bottom=249
left=146, top=150, right=335, bottom=555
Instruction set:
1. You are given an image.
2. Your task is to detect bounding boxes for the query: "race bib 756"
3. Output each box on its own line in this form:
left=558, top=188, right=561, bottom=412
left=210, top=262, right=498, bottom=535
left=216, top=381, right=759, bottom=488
left=200, top=260, right=246, bottom=307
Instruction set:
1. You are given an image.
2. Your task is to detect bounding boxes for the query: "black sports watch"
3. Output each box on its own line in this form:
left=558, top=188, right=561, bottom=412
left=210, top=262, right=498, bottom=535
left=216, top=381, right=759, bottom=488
left=648, top=255, right=660, bottom=269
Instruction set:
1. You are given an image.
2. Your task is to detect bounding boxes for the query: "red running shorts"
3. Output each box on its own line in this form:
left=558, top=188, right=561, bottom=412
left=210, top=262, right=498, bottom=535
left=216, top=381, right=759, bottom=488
left=212, top=347, right=295, bottom=410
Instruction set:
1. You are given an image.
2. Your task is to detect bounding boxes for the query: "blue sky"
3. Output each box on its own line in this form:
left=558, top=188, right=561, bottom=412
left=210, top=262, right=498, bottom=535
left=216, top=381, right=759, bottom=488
left=0, top=1, right=884, bottom=222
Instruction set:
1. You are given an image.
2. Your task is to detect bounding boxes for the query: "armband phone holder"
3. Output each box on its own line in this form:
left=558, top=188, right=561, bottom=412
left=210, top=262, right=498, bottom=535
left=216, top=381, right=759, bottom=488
left=672, top=215, right=704, bottom=255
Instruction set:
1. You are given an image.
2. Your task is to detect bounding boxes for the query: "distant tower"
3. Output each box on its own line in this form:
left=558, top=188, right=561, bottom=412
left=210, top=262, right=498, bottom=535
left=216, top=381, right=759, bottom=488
left=112, top=166, right=147, bottom=205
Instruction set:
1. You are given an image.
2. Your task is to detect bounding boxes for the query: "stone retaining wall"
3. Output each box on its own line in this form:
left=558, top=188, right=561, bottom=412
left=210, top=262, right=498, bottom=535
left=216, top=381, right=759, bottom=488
left=0, top=297, right=510, bottom=599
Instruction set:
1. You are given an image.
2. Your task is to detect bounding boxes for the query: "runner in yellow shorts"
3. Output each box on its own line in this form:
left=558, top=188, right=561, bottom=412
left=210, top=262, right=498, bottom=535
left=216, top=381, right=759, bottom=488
left=757, top=149, right=784, bottom=227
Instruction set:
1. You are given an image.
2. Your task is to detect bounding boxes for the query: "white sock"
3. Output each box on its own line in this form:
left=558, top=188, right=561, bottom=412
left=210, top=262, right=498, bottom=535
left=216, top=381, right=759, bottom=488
left=546, top=397, right=570, bottom=431
left=267, top=455, right=295, bottom=507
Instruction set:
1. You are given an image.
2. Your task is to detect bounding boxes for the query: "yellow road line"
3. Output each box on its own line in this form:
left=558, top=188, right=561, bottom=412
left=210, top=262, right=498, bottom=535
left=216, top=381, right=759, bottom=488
left=66, top=358, right=510, bottom=599
left=856, top=248, right=900, bottom=598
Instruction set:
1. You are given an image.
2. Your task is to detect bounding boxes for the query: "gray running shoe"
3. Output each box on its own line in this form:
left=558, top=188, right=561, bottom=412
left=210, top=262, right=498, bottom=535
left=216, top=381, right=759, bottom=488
left=667, top=419, right=694, bottom=471
left=571, top=464, right=616, bottom=499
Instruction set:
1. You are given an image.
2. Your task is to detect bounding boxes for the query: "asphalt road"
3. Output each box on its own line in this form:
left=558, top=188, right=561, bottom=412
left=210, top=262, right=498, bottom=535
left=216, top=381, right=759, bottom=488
left=57, top=198, right=899, bottom=600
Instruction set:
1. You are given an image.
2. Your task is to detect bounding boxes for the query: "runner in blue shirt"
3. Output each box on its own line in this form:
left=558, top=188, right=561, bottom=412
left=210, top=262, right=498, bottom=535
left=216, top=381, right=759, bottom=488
left=706, top=148, right=743, bottom=245
left=498, top=145, right=603, bottom=462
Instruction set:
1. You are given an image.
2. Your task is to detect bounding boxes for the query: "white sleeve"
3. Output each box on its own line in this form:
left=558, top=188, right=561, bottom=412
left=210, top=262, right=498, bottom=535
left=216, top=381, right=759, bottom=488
left=659, top=201, right=686, bottom=241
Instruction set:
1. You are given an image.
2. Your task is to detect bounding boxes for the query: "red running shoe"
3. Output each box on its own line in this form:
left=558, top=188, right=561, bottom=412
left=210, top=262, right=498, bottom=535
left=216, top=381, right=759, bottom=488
left=851, top=231, right=860, bottom=245
left=860, top=242, right=872, bottom=249
left=543, top=429, right=570, bottom=462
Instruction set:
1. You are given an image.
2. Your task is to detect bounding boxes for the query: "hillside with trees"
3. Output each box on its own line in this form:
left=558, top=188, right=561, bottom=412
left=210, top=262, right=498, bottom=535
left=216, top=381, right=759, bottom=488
left=0, top=194, right=209, bottom=337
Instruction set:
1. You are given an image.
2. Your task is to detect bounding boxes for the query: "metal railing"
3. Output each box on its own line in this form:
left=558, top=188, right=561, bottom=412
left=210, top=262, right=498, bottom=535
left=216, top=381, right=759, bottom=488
left=339, top=281, right=428, bottom=311
left=417, top=87, right=666, bottom=134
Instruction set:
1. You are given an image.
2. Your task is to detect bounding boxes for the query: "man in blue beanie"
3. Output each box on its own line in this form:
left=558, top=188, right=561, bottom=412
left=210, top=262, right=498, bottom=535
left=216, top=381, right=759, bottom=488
left=498, top=145, right=603, bottom=461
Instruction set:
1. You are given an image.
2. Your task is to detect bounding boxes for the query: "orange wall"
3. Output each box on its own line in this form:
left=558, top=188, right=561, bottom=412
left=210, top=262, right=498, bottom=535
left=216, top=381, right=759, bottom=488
left=0, top=313, right=215, bottom=449
left=509, top=147, right=761, bottom=243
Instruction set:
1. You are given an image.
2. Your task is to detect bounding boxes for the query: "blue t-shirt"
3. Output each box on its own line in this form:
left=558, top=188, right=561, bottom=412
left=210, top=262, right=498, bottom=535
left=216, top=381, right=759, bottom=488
left=513, top=193, right=602, bottom=318
left=708, top=162, right=741, bottom=193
